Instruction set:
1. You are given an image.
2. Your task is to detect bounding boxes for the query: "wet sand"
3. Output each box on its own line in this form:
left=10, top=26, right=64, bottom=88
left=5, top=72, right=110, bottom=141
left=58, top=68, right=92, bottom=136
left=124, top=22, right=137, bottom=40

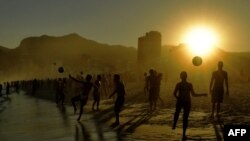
left=1, top=82, right=250, bottom=140
left=0, top=92, right=117, bottom=141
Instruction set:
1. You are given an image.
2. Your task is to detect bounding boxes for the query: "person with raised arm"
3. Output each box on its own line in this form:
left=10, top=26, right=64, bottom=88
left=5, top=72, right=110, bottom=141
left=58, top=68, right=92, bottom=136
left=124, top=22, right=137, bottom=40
left=172, top=71, right=207, bottom=140
left=69, top=74, right=95, bottom=121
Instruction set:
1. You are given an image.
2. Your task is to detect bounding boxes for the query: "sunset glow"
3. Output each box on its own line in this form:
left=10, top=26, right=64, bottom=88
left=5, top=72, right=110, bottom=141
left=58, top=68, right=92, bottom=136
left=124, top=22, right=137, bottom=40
left=183, top=26, right=219, bottom=56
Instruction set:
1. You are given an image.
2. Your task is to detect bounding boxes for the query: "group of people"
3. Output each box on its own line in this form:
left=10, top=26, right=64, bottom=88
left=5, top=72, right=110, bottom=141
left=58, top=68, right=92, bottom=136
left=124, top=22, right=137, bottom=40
left=68, top=73, right=125, bottom=126
left=3, top=73, right=125, bottom=126
left=141, top=61, right=229, bottom=140
left=2, top=60, right=229, bottom=140
left=53, top=61, right=229, bottom=140
left=0, top=81, right=16, bottom=97
left=172, top=61, right=229, bottom=140
left=144, top=69, right=162, bottom=111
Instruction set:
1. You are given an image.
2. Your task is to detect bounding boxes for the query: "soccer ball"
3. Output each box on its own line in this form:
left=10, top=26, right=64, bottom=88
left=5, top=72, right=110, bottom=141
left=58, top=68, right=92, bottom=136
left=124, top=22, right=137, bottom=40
left=58, top=67, right=64, bottom=73
left=192, top=56, right=202, bottom=66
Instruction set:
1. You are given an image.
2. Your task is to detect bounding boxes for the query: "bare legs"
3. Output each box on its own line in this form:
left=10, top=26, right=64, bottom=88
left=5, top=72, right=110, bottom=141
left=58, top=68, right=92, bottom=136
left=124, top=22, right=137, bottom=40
left=92, top=100, right=100, bottom=111
left=172, top=101, right=190, bottom=140
left=210, top=103, right=221, bottom=118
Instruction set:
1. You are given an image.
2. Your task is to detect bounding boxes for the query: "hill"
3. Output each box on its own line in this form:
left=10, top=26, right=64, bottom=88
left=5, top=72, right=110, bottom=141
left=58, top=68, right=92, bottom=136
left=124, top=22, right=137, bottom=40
left=0, top=34, right=250, bottom=83
left=0, top=34, right=136, bottom=81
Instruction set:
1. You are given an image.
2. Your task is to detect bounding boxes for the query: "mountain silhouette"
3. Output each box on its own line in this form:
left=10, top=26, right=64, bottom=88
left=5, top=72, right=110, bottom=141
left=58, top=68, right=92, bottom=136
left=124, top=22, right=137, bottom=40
left=0, top=33, right=249, bottom=82
left=0, top=34, right=136, bottom=81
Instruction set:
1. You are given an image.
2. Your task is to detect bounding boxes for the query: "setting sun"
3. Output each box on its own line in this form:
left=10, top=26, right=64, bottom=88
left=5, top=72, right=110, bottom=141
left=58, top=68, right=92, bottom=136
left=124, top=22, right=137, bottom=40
left=183, top=26, right=219, bottom=56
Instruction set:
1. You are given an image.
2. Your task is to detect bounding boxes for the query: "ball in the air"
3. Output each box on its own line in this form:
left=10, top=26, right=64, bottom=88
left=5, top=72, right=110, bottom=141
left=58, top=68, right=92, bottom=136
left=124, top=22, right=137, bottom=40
left=58, top=67, right=64, bottom=73
left=192, top=56, right=202, bottom=66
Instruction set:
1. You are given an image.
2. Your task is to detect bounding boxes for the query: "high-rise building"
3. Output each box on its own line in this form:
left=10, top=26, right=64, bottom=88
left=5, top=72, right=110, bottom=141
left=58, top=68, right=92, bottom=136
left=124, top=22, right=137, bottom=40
left=137, top=31, right=161, bottom=65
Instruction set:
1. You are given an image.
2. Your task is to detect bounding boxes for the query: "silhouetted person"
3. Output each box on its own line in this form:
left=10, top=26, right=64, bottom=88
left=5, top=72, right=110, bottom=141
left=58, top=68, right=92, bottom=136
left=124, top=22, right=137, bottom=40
left=71, top=97, right=80, bottom=114
left=172, top=71, right=207, bottom=140
left=146, top=69, right=158, bottom=111
left=6, top=82, right=10, bottom=96
left=0, top=84, right=2, bottom=96
left=109, top=74, right=125, bottom=127
left=69, top=74, right=94, bottom=121
left=32, top=79, right=38, bottom=95
left=210, top=61, right=229, bottom=118
left=143, top=72, right=148, bottom=96
left=55, top=78, right=66, bottom=105
left=70, top=75, right=84, bottom=114
left=92, top=75, right=101, bottom=111
left=156, top=73, right=164, bottom=106
left=15, top=81, right=19, bottom=93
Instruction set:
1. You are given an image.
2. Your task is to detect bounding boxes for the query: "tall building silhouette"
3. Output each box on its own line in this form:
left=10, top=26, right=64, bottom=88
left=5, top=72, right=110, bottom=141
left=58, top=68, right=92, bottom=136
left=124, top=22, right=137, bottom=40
left=137, top=31, right=161, bottom=66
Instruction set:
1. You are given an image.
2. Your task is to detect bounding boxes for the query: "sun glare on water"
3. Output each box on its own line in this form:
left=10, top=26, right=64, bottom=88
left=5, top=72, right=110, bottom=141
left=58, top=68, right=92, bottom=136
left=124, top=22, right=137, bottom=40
left=183, top=26, right=219, bottom=56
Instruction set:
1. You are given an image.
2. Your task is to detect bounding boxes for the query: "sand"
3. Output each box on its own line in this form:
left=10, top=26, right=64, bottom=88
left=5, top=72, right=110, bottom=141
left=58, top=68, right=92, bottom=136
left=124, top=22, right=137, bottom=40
left=1, top=81, right=249, bottom=140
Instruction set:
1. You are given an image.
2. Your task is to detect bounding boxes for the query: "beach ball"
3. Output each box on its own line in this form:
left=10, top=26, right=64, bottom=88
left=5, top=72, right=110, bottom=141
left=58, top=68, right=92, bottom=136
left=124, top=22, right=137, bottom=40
left=58, top=67, right=64, bottom=73
left=192, top=56, right=202, bottom=66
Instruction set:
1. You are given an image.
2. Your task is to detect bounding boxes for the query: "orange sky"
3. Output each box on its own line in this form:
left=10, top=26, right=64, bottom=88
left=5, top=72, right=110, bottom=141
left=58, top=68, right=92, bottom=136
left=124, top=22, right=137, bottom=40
left=0, top=0, right=250, bottom=52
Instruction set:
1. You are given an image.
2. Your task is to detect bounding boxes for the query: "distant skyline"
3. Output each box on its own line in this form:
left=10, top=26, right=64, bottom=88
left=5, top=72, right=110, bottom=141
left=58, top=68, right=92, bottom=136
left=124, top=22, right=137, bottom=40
left=1, top=0, right=250, bottom=52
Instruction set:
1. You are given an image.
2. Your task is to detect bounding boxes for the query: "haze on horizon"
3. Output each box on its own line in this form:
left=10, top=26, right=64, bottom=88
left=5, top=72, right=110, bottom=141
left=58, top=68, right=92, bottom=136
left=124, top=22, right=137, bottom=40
left=0, top=0, right=250, bottom=52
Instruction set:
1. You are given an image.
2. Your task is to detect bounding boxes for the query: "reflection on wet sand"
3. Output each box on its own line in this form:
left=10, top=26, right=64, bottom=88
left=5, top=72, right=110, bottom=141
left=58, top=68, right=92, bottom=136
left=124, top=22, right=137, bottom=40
left=0, top=92, right=117, bottom=141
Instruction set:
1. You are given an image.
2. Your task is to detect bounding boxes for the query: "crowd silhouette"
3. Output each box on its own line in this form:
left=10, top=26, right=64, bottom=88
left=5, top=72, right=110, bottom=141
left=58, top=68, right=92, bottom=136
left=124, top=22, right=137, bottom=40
left=0, top=61, right=229, bottom=140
